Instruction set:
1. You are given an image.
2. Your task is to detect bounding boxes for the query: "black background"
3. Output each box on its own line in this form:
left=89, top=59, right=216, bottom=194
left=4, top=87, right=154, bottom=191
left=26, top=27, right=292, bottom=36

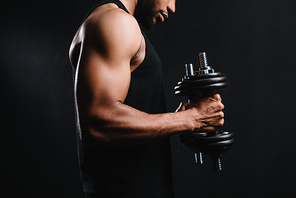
left=1, top=0, right=296, bottom=197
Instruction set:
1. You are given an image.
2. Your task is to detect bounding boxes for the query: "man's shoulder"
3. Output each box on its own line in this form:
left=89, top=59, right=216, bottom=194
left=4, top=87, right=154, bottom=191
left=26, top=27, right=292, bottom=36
left=72, top=3, right=145, bottom=69
left=83, top=3, right=140, bottom=35
left=79, top=3, right=144, bottom=59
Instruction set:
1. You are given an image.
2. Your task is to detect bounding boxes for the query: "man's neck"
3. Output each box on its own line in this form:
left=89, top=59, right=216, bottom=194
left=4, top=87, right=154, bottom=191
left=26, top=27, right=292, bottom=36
left=120, top=0, right=138, bottom=16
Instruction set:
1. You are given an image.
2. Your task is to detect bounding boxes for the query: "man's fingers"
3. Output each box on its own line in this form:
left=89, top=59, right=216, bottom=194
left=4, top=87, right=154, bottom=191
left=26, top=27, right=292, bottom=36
left=212, top=93, right=222, bottom=101
left=206, top=103, right=224, bottom=114
left=201, top=118, right=224, bottom=132
left=217, top=111, right=224, bottom=119
left=202, top=114, right=224, bottom=128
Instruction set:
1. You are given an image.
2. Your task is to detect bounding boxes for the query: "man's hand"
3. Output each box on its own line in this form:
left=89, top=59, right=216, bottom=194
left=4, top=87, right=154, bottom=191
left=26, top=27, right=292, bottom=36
left=176, top=93, right=224, bottom=132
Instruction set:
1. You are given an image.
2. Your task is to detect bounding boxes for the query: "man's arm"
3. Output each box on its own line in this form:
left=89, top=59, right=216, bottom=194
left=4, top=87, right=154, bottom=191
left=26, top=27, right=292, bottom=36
left=72, top=7, right=224, bottom=147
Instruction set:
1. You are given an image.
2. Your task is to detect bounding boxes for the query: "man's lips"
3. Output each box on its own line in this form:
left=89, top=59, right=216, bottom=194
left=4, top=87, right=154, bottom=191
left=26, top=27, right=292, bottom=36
left=162, top=12, right=168, bottom=19
left=156, top=12, right=168, bottom=22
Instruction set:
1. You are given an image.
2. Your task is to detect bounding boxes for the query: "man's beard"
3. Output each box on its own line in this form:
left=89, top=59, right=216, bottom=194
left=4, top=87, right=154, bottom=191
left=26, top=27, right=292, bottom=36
left=136, top=0, right=157, bottom=30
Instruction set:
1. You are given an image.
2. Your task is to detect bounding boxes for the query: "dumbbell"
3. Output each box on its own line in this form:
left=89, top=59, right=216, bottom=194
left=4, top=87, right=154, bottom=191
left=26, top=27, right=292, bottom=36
left=174, top=52, right=234, bottom=171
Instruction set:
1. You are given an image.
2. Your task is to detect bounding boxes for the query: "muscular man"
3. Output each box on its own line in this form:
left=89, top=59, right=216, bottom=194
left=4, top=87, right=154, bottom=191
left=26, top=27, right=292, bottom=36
left=69, top=0, right=224, bottom=197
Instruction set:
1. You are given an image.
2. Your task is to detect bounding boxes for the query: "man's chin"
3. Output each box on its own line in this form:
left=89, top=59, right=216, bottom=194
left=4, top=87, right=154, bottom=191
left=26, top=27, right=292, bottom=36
left=139, top=20, right=156, bottom=30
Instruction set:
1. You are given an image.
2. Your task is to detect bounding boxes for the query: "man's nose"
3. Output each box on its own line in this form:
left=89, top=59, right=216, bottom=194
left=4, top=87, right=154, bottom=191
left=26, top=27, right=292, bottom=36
left=167, top=0, right=176, bottom=14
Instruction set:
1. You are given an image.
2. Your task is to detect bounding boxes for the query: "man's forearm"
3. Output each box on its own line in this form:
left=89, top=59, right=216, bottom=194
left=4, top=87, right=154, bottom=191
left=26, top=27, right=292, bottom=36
left=79, top=94, right=224, bottom=147
left=79, top=101, right=197, bottom=147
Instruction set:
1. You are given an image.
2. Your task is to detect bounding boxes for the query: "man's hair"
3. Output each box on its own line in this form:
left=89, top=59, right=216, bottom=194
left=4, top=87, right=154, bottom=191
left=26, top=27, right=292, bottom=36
left=136, top=0, right=156, bottom=30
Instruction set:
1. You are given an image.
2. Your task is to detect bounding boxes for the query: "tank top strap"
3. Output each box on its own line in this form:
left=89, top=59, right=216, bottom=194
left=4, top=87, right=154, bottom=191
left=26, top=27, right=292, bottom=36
left=82, top=0, right=129, bottom=23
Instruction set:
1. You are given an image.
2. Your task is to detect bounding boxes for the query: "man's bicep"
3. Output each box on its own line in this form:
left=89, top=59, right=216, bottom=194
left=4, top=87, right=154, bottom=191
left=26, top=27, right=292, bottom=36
left=76, top=49, right=131, bottom=107
left=76, top=12, right=142, bottom=108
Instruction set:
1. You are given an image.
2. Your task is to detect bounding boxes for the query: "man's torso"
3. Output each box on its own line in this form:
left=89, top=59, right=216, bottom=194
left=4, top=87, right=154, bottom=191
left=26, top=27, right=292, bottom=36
left=71, top=1, right=174, bottom=197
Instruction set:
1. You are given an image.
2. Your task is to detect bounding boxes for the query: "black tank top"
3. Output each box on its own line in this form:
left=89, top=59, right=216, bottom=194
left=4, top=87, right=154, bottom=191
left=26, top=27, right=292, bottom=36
left=76, top=1, right=174, bottom=197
